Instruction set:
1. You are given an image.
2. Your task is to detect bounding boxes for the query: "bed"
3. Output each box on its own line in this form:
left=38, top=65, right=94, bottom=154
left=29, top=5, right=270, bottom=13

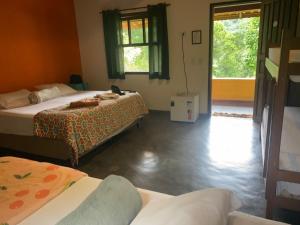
left=262, top=29, right=300, bottom=217
left=18, top=176, right=171, bottom=225
left=261, top=106, right=300, bottom=199
left=0, top=156, right=170, bottom=225
left=0, top=156, right=288, bottom=225
left=0, top=91, right=148, bottom=166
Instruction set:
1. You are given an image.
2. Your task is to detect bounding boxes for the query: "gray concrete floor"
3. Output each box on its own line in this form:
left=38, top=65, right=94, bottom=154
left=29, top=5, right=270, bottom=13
left=78, top=111, right=299, bottom=224
left=80, top=112, right=265, bottom=216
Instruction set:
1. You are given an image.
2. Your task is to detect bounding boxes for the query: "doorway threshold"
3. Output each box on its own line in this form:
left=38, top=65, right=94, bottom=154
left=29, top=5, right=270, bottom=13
left=212, top=101, right=253, bottom=118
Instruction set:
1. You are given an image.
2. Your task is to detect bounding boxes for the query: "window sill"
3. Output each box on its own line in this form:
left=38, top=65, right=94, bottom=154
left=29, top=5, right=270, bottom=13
left=125, top=72, right=149, bottom=75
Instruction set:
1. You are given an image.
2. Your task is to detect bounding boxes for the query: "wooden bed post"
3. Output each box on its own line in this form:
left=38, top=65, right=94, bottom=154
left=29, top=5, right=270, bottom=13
left=263, top=77, right=276, bottom=178
left=262, top=39, right=272, bottom=178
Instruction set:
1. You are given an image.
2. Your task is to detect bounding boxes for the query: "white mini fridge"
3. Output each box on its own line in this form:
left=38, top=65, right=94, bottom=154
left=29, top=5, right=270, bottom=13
left=170, top=94, right=199, bottom=122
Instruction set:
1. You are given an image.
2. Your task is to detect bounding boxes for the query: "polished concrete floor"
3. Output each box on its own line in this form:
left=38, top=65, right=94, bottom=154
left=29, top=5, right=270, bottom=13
left=79, top=111, right=265, bottom=214
left=2, top=111, right=300, bottom=224
left=78, top=111, right=300, bottom=224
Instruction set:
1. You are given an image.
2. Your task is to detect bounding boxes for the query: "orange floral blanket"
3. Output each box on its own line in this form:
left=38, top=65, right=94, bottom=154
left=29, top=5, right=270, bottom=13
left=0, top=157, right=86, bottom=225
left=34, top=93, right=148, bottom=166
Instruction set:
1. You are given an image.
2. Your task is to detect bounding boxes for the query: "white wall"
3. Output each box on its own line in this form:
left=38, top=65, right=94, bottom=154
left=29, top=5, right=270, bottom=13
left=73, top=0, right=228, bottom=113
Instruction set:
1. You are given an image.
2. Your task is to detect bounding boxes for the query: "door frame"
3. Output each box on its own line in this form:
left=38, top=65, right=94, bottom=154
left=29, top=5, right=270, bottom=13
left=208, top=0, right=262, bottom=115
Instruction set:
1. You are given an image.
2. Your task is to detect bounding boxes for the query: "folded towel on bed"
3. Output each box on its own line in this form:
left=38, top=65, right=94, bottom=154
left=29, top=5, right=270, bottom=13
left=56, top=175, right=142, bottom=225
left=69, top=99, right=99, bottom=108
left=95, top=93, right=120, bottom=100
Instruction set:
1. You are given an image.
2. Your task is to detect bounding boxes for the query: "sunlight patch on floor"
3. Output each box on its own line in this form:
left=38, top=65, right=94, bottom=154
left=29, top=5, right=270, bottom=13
left=208, top=116, right=254, bottom=167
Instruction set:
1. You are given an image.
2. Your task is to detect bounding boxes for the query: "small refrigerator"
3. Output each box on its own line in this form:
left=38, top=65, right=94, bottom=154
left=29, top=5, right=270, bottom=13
left=170, top=94, right=199, bottom=122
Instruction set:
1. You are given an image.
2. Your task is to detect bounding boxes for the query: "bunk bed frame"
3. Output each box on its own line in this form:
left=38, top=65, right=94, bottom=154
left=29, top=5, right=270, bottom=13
left=263, top=29, right=300, bottom=218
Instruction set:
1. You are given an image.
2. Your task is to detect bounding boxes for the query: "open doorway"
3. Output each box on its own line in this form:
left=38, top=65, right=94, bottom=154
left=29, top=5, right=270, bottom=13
left=209, top=1, right=261, bottom=118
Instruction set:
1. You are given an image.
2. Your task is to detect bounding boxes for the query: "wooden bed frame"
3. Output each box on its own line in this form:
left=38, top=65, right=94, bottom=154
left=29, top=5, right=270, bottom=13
left=262, top=29, right=300, bottom=218
left=0, top=118, right=142, bottom=166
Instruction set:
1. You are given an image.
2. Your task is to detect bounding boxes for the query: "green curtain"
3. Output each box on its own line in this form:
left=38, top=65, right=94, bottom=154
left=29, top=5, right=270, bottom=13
left=148, top=4, right=170, bottom=80
left=102, top=10, right=125, bottom=79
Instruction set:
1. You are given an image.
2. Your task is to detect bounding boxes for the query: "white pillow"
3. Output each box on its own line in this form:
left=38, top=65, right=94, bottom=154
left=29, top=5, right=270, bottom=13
left=29, top=87, right=61, bottom=104
left=130, top=188, right=241, bottom=225
left=0, top=89, right=31, bottom=109
left=35, top=83, right=77, bottom=95
left=228, top=211, right=289, bottom=225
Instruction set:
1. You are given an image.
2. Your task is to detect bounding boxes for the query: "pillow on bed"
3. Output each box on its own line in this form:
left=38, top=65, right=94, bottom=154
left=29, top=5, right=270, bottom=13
left=130, top=188, right=241, bottom=225
left=0, top=89, right=31, bottom=109
left=56, top=175, right=142, bottom=225
left=35, top=83, right=77, bottom=95
left=227, top=211, right=289, bottom=225
left=29, top=86, right=61, bottom=104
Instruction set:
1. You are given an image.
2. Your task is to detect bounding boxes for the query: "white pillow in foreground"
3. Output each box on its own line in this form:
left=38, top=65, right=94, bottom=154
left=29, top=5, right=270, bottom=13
left=130, top=188, right=241, bottom=225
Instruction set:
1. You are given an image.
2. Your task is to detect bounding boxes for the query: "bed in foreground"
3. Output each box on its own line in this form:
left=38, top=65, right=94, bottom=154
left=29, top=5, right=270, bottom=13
left=0, top=89, right=148, bottom=166
left=0, top=157, right=289, bottom=225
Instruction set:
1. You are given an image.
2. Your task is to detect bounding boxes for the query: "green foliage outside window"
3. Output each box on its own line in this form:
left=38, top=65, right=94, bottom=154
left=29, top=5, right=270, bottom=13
left=124, top=46, right=149, bottom=72
left=122, top=18, right=149, bottom=73
left=213, top=17, right=260, bottom=78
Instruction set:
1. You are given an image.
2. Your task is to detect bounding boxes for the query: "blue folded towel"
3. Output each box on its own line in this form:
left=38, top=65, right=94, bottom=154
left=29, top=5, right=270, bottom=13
left=56, top=175, right=142, bottom=225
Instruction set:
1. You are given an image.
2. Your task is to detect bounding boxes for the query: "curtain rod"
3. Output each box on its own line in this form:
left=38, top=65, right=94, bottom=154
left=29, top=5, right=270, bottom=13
left=99, top=3, right=170, bottom=14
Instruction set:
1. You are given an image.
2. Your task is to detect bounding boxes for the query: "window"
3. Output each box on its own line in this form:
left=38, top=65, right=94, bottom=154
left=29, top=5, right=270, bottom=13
left=121, top=14, right=149, bottom=73
left=102, top=4, right=169, bottom=79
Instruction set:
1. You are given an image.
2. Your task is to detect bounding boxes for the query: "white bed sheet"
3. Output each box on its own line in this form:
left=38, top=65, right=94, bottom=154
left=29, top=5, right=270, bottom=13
left=261, top=106, right=269, bottom=163
left=280, top=107, right=300, bottom=157
left=278, top=152, right=300, bottom=198
left=18, top=176, right=172, bottom=225
left=0, top=91, right=106, bottom=136
left=261, top=107, right=300, bottom=197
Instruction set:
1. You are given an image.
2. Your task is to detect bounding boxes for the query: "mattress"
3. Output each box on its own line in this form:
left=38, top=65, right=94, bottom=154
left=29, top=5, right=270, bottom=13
left=0, top=91, right=106, bottom=136
left=280, top=107, right=300, bottom=157
left=18, top=176, right=172, bottom=225
left=261, top=106, right=300, bottom=197
left=268, top=47, right=300, bottom=65
left=261, top=106, right=269, bottom=163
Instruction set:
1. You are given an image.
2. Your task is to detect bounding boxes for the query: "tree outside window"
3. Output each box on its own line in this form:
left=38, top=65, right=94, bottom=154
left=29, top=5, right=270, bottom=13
left=213, top=17, right=260, bottom=78
left=122, top=16, right=149, bottom=73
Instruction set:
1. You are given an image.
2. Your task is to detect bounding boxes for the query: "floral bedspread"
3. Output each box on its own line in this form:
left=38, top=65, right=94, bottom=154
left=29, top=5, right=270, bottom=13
left=0, top=156, right=86, bottom=225
left=33, top=93, right=148, bottom=165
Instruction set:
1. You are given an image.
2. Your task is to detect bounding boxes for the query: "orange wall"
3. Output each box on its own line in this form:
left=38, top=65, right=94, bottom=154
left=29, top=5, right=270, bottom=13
left=212, top=78, right=255, bottom=102
left=0, top=0, right=81, bottom=93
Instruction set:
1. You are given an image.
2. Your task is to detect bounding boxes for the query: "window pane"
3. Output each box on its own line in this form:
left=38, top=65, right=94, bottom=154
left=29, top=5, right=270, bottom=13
left=130, top=19, right=144, bottom=44
left=124, top=46, right=149, bottom=72
left=122, top=20, right=129, bottom=44
left=145, top=18, right=149, bottom=43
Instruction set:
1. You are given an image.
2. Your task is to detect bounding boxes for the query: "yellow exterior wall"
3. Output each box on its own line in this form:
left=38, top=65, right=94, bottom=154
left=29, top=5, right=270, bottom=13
left=212, top=78, right=255, bottom=102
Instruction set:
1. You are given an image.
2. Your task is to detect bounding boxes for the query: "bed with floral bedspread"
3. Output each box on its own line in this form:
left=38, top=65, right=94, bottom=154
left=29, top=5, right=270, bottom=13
left=33, top=93, right=148, bottom=166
